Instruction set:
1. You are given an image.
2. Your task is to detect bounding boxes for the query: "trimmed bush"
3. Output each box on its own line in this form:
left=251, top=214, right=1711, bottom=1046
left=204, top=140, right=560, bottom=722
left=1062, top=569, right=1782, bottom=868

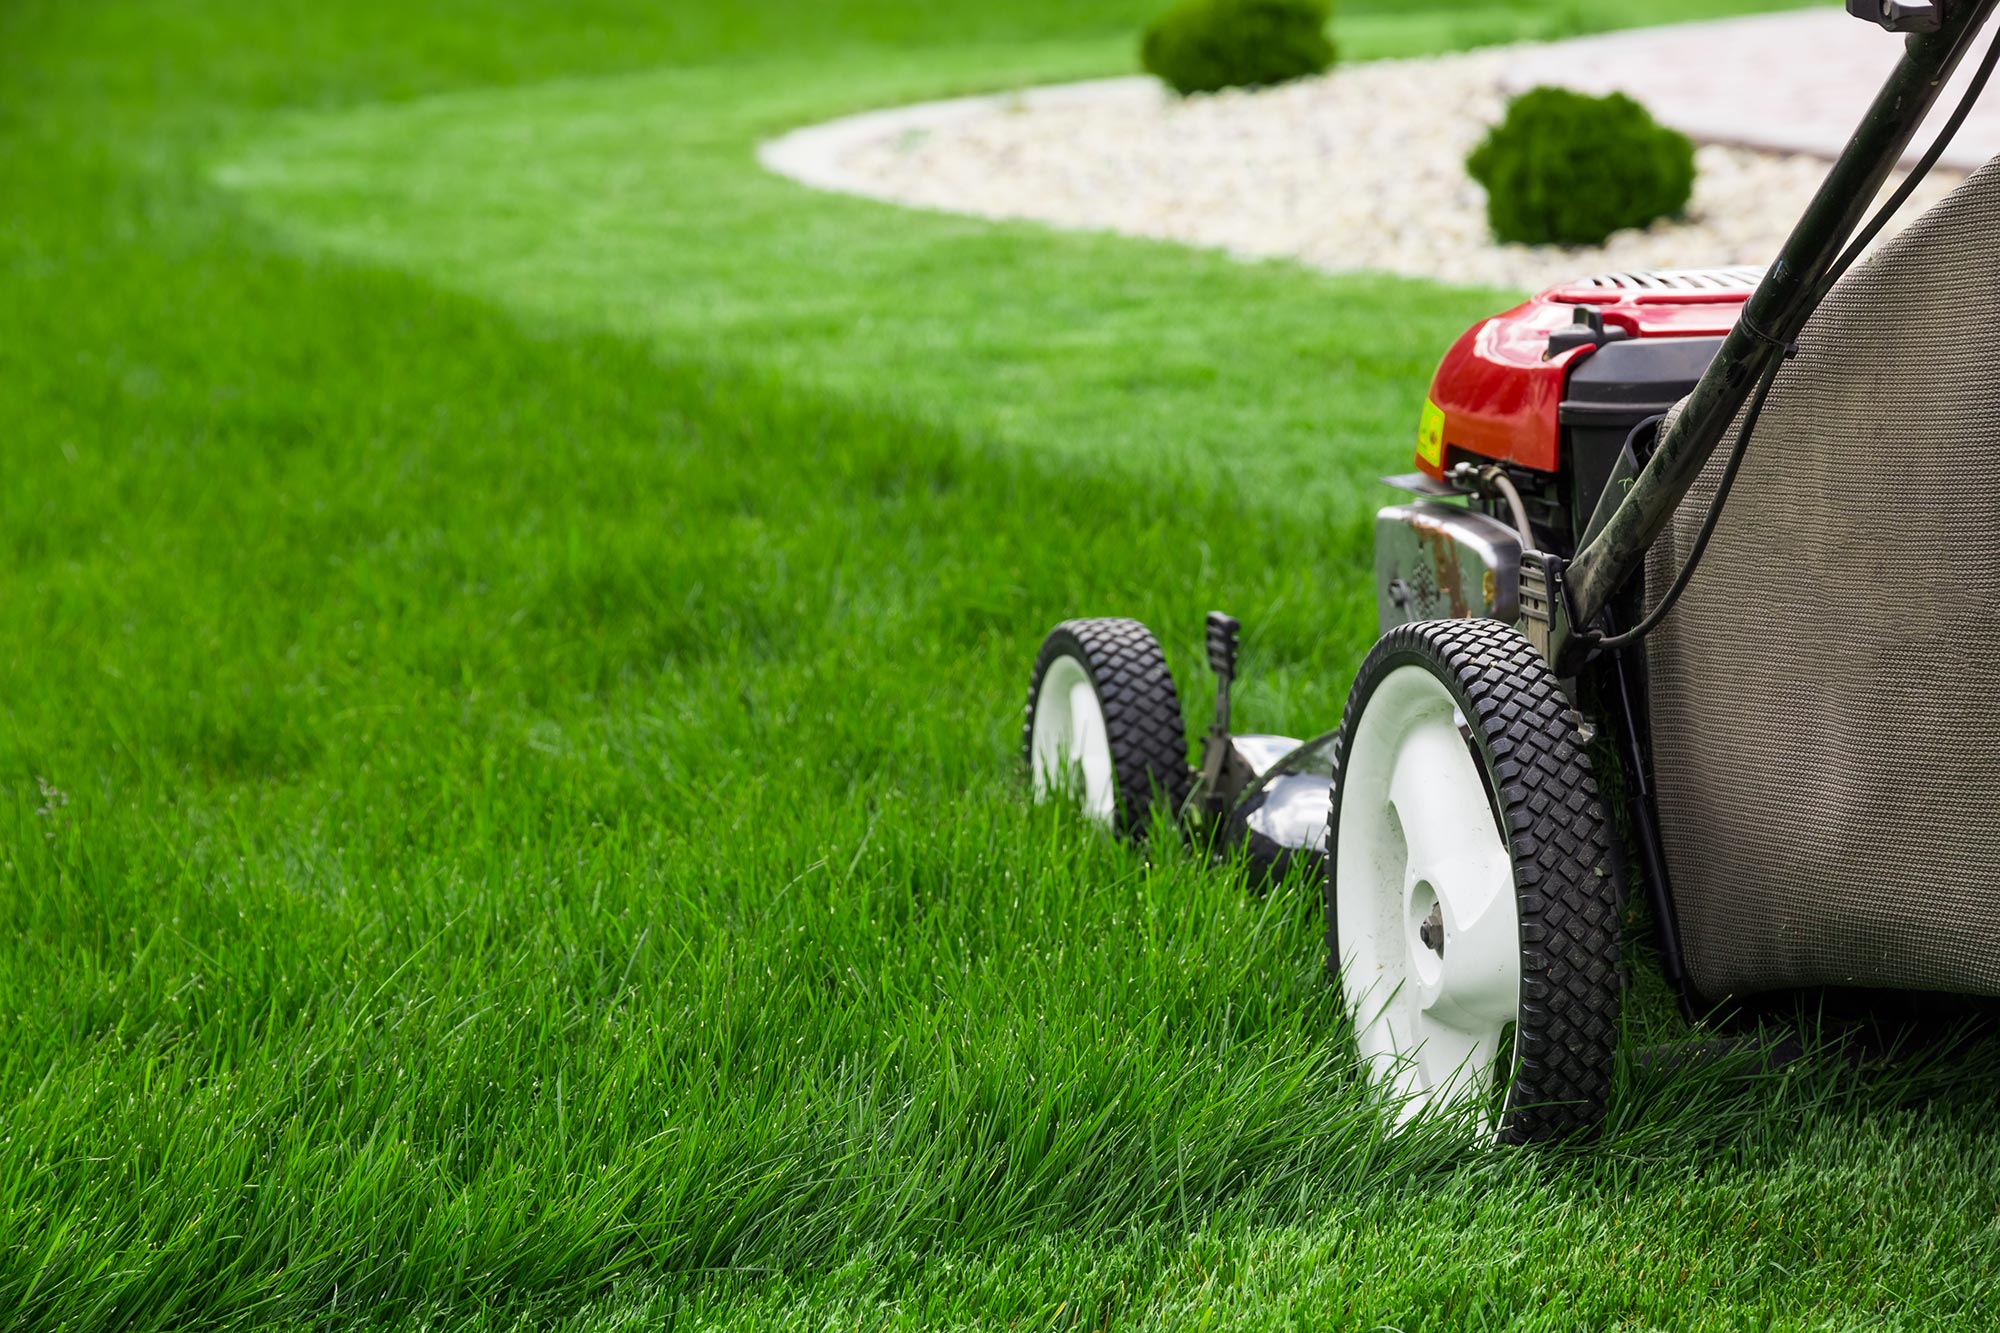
left=1141, top=0, right=1335, bottom=97
left=1466, top=86, right=1697, bottom=247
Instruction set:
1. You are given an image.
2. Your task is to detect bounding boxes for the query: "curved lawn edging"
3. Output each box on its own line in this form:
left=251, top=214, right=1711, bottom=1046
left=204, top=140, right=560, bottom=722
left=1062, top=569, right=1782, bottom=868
left=757, top=11, right=1974, bottom=290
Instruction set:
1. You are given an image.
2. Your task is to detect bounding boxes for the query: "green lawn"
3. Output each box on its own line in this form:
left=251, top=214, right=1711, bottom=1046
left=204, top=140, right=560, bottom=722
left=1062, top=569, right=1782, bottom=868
left=9, top=0, right=2000, bottom=1329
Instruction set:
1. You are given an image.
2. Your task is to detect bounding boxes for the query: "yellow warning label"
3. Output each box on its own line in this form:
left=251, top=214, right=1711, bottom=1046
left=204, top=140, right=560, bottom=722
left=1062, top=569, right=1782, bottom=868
left=1417, top=398, right=1446, bottom=468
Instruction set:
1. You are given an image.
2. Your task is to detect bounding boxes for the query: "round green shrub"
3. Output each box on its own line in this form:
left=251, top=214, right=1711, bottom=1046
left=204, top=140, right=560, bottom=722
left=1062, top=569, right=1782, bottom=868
left=1466, top=86, right=1697, bottom=247
left=1141, top=0, right=1335, bottom=97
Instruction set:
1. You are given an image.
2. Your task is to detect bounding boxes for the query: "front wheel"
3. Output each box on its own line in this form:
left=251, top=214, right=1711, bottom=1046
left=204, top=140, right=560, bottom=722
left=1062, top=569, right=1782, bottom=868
left=1327, top=618, right=1621, bottom=1144
left=1024, top=618, right=1191, bottom=839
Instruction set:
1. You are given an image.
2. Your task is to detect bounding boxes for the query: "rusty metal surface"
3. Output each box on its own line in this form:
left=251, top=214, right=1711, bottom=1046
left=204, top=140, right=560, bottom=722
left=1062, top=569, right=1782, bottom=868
left=1375, top=501, right=1523, bottom=634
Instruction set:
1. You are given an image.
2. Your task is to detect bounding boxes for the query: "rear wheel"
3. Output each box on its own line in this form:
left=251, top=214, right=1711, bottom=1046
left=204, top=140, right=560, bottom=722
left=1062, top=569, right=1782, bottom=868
left=1025, top=618, right=1191, bottom=839
left=1327, top=618, right=1621, bottom=1144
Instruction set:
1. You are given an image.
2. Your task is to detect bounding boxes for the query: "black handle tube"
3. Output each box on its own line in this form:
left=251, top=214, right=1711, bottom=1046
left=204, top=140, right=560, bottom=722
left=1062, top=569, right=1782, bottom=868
left=1566, top=0, right=1999, bottom=628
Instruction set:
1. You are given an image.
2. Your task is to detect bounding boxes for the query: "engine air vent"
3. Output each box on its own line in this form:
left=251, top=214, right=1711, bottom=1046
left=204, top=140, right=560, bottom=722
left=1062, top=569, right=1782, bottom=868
left=1572, top=266, right=1765, bottom=292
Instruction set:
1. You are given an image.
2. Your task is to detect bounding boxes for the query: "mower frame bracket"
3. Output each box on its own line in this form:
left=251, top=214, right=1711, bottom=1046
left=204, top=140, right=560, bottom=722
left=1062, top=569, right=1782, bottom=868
left=1848, top=0, right=1943, bottom=33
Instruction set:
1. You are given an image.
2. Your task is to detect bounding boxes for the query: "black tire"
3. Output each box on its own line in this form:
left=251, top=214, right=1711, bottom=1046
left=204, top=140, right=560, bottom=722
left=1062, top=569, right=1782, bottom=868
left=1326, top=618, right=1622, bottom=1145
left=1024, top=618, right=1192, bottom=840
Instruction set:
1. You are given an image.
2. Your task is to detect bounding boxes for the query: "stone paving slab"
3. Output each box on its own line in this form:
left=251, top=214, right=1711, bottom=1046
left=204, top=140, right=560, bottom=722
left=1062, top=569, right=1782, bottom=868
left=1500, top=9, right=2000, bottom=170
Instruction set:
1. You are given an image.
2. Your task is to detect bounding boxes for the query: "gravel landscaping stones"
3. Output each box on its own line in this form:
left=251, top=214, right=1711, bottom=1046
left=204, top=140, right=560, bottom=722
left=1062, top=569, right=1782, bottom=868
left=762, top=34, right=1968, bottom=291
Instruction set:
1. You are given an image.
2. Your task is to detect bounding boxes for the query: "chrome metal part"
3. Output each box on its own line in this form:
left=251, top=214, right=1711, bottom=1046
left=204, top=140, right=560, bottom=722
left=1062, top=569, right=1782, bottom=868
left=1375, top=501, right=1524, bottom=634
left=1231, top=733, right=1304, bottom=779
left=1382, top=471, right=1474, bottom=499
left=1227, top=731, right=1338, bottom=882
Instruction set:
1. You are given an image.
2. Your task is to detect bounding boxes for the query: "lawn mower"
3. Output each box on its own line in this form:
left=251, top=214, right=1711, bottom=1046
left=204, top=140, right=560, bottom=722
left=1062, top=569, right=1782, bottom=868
left=1023, top=0, right=2000, bottom=1143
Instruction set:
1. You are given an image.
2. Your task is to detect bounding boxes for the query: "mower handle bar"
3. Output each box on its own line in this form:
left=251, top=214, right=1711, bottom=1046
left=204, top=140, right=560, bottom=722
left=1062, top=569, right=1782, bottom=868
left=1563, top=0, right=2000, bottom=637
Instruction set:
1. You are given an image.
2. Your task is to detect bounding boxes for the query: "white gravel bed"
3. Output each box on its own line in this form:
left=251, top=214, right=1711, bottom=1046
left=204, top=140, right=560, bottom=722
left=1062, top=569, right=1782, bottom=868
left=762, top=47, right=1965, bottom=292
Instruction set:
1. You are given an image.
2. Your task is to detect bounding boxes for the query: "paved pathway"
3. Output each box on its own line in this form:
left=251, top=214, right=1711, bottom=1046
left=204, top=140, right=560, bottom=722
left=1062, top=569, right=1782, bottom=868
left=1501, top=9, right=2000, bottom=170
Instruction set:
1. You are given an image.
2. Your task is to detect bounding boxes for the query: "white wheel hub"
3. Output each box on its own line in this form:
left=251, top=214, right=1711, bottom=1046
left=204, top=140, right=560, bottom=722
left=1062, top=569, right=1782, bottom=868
left=1336, top=665, right=1522, bottom=1128
left=1030, top=654, right=1116, bottom=826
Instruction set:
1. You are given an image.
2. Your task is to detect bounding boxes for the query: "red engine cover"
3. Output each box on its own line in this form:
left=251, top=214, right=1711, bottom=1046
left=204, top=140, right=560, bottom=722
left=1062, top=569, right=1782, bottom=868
left=1417, top=269, right=1755, bottom=479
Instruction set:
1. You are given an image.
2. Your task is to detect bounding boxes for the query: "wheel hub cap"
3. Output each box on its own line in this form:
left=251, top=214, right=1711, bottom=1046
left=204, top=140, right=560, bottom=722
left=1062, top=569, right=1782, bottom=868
left=1030, top=655, right=1116, bottom=826
left=1335, top=665, right=1523, bottom=1129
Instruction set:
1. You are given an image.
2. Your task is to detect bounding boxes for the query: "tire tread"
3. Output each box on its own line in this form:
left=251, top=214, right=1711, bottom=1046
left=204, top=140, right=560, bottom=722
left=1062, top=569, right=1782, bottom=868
left=1327, top=618, right=1622, bottom=1144
left=1024, top=618, right=1191, bottom=839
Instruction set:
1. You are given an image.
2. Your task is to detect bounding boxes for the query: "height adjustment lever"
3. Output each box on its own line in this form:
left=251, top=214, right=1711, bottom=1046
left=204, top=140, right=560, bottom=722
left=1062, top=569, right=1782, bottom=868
left=1847, top=0, right=1942, bottom=33
left=1205, top=611, right=1240, bottom=732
